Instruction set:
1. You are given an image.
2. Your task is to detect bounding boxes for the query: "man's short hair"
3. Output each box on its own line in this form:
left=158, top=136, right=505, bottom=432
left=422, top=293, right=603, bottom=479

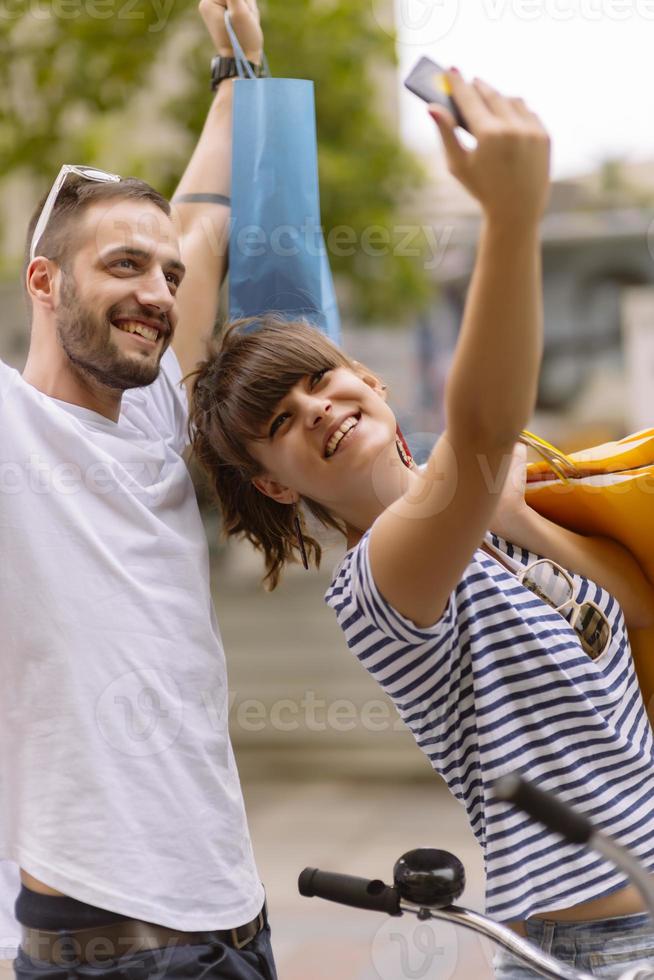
left=23, top=175, right=171, bottom=315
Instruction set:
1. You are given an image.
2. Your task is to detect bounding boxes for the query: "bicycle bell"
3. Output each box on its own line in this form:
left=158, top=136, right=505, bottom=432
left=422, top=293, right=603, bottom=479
left=393, top=848, right=465, bottom=908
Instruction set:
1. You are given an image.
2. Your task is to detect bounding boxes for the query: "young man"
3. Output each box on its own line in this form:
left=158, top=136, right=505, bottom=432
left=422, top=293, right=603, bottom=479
left=0, top=2, right=277, bottom=977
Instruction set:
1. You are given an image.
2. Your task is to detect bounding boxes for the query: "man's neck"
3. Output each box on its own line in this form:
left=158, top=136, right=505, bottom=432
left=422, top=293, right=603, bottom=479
left=22, top=353, right=123, bottom=422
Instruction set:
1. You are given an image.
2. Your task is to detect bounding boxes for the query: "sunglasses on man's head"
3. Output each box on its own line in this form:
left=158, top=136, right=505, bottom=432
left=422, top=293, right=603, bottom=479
left=30, top=164, right=121, bottom=262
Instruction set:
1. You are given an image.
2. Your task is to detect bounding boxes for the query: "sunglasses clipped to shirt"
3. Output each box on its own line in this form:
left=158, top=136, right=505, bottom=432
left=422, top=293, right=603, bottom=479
left=30, top=164, right=121, bottom=262
left=483, top=538, right=611, bottom=661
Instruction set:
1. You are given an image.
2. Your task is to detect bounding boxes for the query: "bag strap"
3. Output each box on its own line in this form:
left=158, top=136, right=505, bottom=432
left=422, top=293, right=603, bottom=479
left=481, top=536, right=524, bottom=575
left=520, top=429, right=579, bottom=483
left=224, top=10, right=270, bottom=79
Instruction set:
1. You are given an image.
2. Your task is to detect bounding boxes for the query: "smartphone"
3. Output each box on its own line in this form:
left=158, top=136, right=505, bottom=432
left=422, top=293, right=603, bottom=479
left=404, top=56, right=470, bottom=132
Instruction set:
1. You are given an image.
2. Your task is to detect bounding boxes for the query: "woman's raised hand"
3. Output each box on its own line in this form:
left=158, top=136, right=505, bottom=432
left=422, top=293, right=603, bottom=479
left=430, top=72, right=551, bottom=229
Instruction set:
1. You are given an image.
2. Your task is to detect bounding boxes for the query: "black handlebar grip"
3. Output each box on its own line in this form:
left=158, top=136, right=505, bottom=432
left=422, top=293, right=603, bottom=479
left=298, top=868, right=401, bottom=916
left=494, top=773, right=593, bottom=845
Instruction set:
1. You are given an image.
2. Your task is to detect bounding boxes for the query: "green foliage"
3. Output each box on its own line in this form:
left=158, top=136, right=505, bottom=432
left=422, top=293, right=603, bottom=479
left=0, top=0, right=431, bottom=322
left=0, top=2, right=191, bottom=175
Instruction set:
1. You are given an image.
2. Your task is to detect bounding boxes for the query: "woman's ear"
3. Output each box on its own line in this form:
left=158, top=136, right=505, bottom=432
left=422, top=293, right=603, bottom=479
left=251, top=475, right=300, bottom=505
left=355, top=364, right=388, bottom=401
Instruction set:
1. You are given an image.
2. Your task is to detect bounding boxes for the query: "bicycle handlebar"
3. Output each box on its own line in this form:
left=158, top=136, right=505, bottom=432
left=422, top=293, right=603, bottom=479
left=494, top=773, right=592, bottom=845
left=298, top=773, right=654, bottom=980
left=494, top=773, right=654, bottom=922
left=298, top=867, right=654, bottom=980
left=298, top=868, right=401, bottom=916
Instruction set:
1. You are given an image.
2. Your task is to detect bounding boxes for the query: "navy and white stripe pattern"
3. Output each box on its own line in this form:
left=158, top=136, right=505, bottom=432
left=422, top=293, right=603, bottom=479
left=325, top=531, right=654, bottom=923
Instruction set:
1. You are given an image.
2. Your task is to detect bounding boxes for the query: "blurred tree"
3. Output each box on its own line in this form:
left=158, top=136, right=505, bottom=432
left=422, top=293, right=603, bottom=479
left=0, top=0, right=431, bottom=322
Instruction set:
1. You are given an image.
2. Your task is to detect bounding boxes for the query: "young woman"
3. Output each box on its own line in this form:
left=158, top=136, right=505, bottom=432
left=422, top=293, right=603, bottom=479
left=189, top=72, right=654, bottom=977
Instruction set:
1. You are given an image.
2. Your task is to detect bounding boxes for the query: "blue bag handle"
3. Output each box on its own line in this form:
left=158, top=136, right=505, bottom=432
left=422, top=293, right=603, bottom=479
left=224, top=9, right=270, bottom=79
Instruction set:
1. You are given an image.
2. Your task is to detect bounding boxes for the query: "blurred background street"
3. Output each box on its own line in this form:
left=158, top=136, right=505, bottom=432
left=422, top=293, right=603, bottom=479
left=215, top=538, right=499, bottom=980
left=243, top=779, right=491, bottom=980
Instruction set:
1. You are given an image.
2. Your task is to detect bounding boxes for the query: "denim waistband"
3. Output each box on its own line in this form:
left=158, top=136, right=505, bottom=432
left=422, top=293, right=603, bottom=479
left=495, top=911, right=654, bottom=978
left=524, top=911, right=652, bottom=943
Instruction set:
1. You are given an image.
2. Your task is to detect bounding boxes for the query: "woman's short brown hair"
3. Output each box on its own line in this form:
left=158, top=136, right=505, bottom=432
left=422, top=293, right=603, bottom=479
left=188, top=316, right=363, bottom=590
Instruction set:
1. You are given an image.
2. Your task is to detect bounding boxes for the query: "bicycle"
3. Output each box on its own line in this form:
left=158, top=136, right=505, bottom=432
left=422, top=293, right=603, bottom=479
left=298, top=774, right=654, bottom=980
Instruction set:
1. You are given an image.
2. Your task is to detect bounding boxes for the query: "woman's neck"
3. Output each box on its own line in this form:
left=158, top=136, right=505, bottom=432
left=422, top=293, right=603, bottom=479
left=345, top=526, right=364, bottom=552
left=340, top=453, right=423, bottom=552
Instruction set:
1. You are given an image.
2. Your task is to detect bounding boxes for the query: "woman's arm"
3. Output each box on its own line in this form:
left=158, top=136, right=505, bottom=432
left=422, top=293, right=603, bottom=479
left=369, top=75, right=551, bottom=629
left=508, top=514, right=654, bottom=630
left=491, top=445, right=654, bottom=629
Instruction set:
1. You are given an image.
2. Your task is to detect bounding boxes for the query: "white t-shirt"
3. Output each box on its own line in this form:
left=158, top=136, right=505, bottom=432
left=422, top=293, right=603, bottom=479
left=0, top=348, right=264, bottom=944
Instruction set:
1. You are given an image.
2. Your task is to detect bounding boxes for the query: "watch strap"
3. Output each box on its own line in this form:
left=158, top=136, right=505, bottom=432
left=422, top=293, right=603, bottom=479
left=210, top=55, right=264, bottom=91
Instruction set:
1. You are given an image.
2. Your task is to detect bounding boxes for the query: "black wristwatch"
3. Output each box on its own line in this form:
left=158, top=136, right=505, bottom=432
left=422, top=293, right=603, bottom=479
left=210, top=55, right=264, bottom=90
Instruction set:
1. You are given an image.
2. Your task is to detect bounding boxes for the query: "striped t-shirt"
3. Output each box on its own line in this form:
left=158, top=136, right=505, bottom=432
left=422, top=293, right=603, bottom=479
left=325, top=530, right=654, bottom=923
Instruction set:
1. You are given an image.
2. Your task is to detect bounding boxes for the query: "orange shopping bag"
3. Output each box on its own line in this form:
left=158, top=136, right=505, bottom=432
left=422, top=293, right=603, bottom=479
left=523, top=429, right=654, bottom=721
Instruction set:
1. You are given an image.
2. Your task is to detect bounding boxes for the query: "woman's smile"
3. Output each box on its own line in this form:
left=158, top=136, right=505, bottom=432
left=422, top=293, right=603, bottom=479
left=324, top=413, right=362, bottom=459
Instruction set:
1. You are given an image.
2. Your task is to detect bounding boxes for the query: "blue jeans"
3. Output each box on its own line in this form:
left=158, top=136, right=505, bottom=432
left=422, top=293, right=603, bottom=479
left=493, top=913, right=654, bottom=978
left=12, top=926, right=277, bottom=980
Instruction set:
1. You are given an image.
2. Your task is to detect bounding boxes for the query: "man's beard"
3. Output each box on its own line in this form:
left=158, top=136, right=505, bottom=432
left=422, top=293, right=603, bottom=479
left=55, top=273, right=167, bottom=392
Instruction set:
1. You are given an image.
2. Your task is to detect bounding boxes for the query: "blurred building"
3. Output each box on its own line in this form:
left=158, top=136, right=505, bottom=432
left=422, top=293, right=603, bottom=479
left=405, top=155, right=654, bottom=451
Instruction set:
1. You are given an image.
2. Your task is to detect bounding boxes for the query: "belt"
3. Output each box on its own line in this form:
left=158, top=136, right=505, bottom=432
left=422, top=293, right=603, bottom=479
left=20, top=903, right=267, bottom=967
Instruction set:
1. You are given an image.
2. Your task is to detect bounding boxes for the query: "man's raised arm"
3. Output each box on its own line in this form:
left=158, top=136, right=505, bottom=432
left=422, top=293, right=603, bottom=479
left=170, top=0, right=263, bottom=386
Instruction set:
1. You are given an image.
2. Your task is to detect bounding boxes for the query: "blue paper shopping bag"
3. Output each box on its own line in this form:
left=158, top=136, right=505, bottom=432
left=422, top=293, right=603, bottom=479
left=225, top=15, right=341, bottom=343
